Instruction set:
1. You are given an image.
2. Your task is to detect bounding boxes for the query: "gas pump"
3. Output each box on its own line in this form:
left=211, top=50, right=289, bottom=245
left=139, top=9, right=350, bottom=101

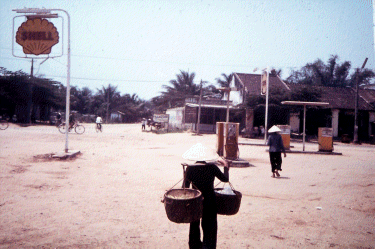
left=224, top=123, right=239, bottom=160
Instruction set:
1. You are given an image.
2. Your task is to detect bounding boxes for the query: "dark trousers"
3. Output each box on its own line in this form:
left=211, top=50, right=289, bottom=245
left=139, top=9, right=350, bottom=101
left=189, top=200, right=217, bottom=249
left=142, top=124, right=145, bottom=130
left=269, top=152, right=282, bottom=173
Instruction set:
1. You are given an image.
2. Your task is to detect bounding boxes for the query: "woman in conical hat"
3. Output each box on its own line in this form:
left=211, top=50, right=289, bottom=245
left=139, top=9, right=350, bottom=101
left=182, top=143, right=229, bottom=249
left=267, top=125, right=287, bottom=178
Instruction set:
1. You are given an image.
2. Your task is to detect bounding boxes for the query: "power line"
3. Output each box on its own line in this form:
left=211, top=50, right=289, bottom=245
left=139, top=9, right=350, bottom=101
left=42, top=74, right=166, bottom=83
left=1, top=47, right=301, bottom=69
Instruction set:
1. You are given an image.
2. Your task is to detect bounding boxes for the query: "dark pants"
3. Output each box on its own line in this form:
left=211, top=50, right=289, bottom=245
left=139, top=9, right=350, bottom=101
left=142, top=124, right=145, bottom=130
left=269, top=152, right=282, bottom=173
left=189, top=198, right=218, bottom=249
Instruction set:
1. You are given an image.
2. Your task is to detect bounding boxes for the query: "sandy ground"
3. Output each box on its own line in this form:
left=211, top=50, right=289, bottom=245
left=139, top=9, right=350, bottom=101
left=0, top=123, right=374, bottom=249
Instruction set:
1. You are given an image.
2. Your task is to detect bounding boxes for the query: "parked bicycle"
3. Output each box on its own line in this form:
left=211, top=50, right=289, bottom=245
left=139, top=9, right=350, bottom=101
left=0, top=119, right=9, bottom=130
left=58, top=122, right=85, bottom=134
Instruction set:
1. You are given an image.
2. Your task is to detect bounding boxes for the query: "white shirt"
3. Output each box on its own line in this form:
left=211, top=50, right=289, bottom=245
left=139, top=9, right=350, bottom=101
left=96, top=117, right=102, bottom=124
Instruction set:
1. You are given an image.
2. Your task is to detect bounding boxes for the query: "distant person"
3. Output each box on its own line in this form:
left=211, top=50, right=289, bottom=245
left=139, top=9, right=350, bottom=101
left=142, top=118, right=146, bottom=130
left=96, top=115, right=103, bottom=131
left=182, top=143, right=230, bottom=249
left=267, top=125, right=287, bottom=178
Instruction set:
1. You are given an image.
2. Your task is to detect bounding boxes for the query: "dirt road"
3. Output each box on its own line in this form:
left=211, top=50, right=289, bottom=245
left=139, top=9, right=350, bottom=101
left=0, top=123, right=374, bottom=248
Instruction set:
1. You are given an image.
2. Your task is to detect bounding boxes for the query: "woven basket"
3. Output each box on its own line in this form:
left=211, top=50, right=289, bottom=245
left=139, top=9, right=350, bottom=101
left=214, top=188, right=242, bottom=215
left=163, top=188, right=203, bottom=223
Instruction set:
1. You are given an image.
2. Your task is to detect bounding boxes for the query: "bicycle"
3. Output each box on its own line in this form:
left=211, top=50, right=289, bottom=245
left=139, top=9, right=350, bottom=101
left=95, top=123, right=103, bottom=133
left=0, top=120, right=9, bottom=130
left=58, top=122, right=85, bottom=134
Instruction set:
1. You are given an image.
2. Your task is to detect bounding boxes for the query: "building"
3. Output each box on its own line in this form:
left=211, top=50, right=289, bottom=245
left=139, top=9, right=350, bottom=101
left=166, top=96, right=242, bottom=133
left=233, top=72, right=375, bottom=141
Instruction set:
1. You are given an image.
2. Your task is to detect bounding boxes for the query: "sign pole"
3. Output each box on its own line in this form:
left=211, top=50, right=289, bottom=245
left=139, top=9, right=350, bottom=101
left=264, top=66, right=269, bottom=144
left=64, top=9, right=71, bottom=152
left=13, top=8, right=71, bottom=153
left=226, top=89, right=231, bottom=122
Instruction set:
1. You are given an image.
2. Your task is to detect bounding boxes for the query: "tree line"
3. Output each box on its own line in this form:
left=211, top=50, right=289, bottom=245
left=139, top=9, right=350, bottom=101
left=0, top=67, right=151, bottom=124
left=1, top=55, right=374, bottom=124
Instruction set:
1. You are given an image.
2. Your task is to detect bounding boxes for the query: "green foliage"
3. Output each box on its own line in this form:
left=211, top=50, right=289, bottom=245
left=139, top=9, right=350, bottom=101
left=153, top=70, right=220, bottom=111
left=290, top=86, right=321, bottom=102
left=0, top=67, right=152, bottom=123
left=0, top=67, right=63, bottom=123
left=286, top=55, right=375, bottom=87
left=216, top=73, right=233, bottom=88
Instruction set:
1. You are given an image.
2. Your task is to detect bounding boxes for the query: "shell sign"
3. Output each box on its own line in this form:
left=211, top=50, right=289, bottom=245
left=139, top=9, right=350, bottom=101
left=16, top=18, right=59, bottom=55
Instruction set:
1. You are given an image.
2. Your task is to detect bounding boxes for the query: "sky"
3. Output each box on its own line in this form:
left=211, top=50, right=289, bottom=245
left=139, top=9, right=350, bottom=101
left=1, top=0, right=374, bottom=101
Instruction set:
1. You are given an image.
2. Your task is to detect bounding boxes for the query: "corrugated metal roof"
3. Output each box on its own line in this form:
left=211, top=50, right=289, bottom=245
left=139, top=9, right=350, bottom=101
left=185, top=103, right=237, bottom=109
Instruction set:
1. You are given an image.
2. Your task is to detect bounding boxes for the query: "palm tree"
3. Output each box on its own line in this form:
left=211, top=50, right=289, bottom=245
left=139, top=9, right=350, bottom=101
left=158, top=70, right=200, bottom=109
left=286, top=55, right=359, bottom=87
left=96, top=84, right=120, bottom=123
left=216, top=73, right=233, bottom=88
left=70, top=87, right=93, bottom=114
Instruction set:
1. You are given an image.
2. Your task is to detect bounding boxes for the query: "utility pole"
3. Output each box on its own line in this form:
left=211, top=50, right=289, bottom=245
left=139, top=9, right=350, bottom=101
left=27, top=58, right=34, bottom=124
left=196, top=80, right=203, bottom=135
left=353, top=58, right=368, bottom=144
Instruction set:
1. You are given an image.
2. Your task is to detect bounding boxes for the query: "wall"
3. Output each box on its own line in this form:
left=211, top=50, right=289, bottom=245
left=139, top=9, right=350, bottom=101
left=289, top=113, right=300, bottom=133
left=166, top=107, right=184, bottom=130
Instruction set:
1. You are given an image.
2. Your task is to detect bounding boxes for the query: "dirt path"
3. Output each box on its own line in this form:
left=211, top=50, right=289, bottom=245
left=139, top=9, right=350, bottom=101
left=0, top=123, right=374, bottom=248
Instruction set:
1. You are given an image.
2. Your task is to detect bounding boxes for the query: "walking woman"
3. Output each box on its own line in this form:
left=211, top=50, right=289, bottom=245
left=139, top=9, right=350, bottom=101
left=267, top=125, right=287, bottom=178
left=182, top=143, right=229, bottom=249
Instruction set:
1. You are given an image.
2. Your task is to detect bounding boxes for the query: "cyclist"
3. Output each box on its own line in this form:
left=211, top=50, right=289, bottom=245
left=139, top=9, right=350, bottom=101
left=96, top=115, right=103, bottom=131
left=69, top=113, right=75, bottom=130
left=56, top=112, right=62, bottom=126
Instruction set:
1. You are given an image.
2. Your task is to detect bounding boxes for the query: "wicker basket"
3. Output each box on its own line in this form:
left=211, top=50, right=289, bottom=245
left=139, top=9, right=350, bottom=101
left=214, top=188, right=242, bottom=215
left=163, top=188, right=203, bottom=223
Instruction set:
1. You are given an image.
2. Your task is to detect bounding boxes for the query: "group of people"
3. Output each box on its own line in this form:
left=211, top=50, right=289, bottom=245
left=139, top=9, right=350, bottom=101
left=180, top=125, right=286, bottom=249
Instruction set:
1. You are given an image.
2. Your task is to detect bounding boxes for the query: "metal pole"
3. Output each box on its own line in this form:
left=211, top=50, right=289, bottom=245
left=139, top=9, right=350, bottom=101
left=353, top=68, right=359, bottom=143
left=197, top=80, right=203, bottom=134
left=13, top=8, right=71, bottom=152
left=264, top=66, right=269, bottom=144
left=62, top=9, right=71, bottom=153
left=29, top=58, right=34, bottom=124
left=303, top=104, right=306, bottom=151
left=353, top=58, right=368, bottom=144
left=226, top=89, right=230, bottom=122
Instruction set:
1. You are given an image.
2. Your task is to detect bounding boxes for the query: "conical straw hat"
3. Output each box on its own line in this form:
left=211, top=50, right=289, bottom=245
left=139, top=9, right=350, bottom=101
left=268, top=125, right=281, bottom=133
left=182, top=143, right=219, bottom=162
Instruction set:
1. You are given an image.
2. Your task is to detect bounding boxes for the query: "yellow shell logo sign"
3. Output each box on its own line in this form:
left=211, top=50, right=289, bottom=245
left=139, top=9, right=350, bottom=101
left=16, top=18, right=59, bottom=55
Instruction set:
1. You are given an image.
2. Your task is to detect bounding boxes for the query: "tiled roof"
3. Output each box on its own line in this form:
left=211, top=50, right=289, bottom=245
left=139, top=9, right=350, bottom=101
left=359, top=89, right=375, bottom=108
left=286, top=84, right=374, bottom=110
left=234, top=72, right=375, bottom=111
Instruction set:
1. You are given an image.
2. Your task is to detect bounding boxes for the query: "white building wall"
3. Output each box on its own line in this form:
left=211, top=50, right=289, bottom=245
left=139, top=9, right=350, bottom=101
left=166, top=107, right=184, bottom=130
left=289, top=113, right=300, bottom=133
